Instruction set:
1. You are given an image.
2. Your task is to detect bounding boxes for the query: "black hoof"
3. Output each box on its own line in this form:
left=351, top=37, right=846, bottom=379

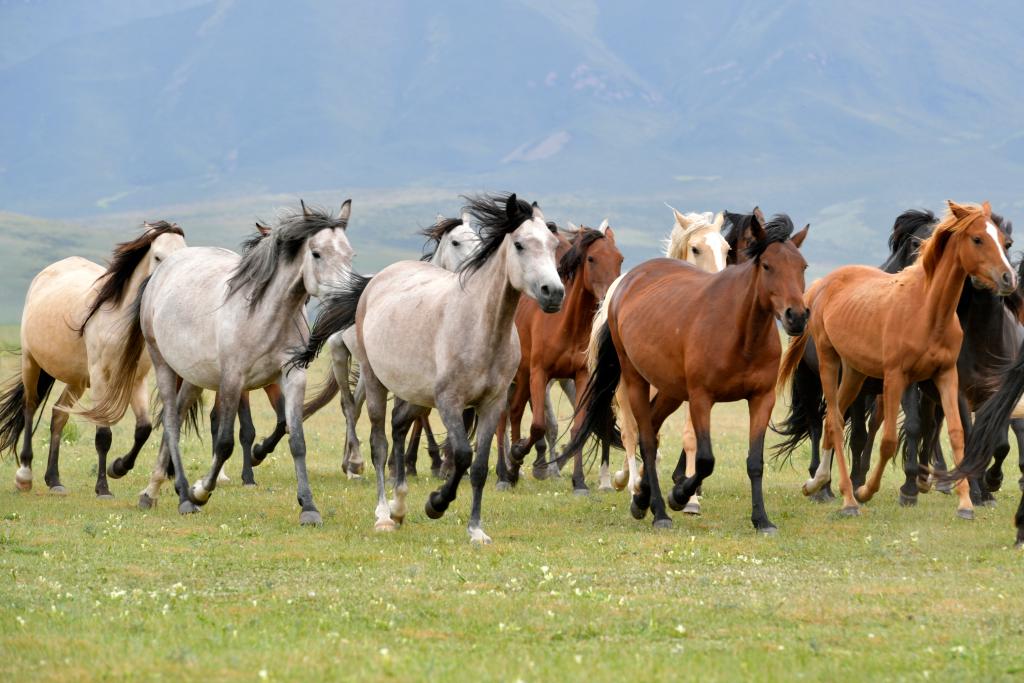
left=652, top=517, right=673, bottom=530
left=956, top=508, right=974, bottom=521
left=979, top=497, right=997, bottom=509
left=532, top=465, right=550, bottom=481
left=242, top=477, right=257, bottom=488
left=495, top=480, right=512, bottom=492
left=138, top=493, right=156, bottom=510
left=984, top=470, right=1003, bottom=493
left=425, top=492, right=448, bottom=520
left=807, top=487, right=833, bottom=504
left=898, top=492, right=918, bottom=507
left=107, top=458, right=130, bottom=479
left=251, top=446, right=267, bottom=467
left=839, top=505, right=860, bottom=517
left=47, top=484, right=68, bottom=496
left=299, top=509, right=323, bottom=526
left=572, top=486, right=589, bottom=497
left=756, top=524, right=778, bottom=536
left=667, top=489, right=684, bottom=512
left=630, top=499, right=647, bottom=520
left=178, top=500, right=200, bottom=515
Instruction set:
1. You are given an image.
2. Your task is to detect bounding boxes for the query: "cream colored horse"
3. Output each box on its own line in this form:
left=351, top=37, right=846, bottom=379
left=0, top=223, right=186, bottom=496
left=594, top=207, right=730, bottom=510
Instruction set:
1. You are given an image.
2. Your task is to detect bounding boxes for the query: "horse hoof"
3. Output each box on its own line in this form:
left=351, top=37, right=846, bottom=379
left=1015, top=540, right=1024, bottom=551
left=598, top=483, right=614, bottom=492
left=299, top=510, right=323, bottom=527
left=980, top=497, right=997, bottom=508
left=630, top=500, right=647, bottom=520
left=652, top=517, right=673, bottom=530
left=572, top=487, right=589, bottom=496
left=612, top=470, right=628, bottom=491
left=96, top=492, right=114, bottom=500
left=898, top=493, right=917, bottom=507
left=138, top=493, right=156, bottom=510
left=178, top=500, right=200, bottom=515
left=495, top=480, right=512, bottom=492
left=107, top=459, right=129, bottom=480
left=936, top=482, right=954, bottom=495
left=758, top=524, right=778, bottom=536
left=532, top=466, right=550, bottom=481
left=375, top=518, right=398, bottom=533
left=14, top=467, right=32, bottom=492
left=48, top=485, right=68, bottom=496
left=683, top=500, right=701, bottom=516
left=425, top=493, right=447, bottom=520
left=853, top=486, right=871, bottom=504
left=468, top=527, right=492, bottom=545
left=839, top=505, right=860, bottom=517
left=189, top=483, right=211, bottom=506
left=666, top=490, right=684, bottom=512
left=800, top=478, right=823, bottom=496
left=251, top=446, right=267, bottom=467
left=956, top=508, right=974, bottom=521
left=548, top=464, right=562, bottom=478
left=242, top=481, right=258, bottom=489
left=807, top=487, right=833, bottom=504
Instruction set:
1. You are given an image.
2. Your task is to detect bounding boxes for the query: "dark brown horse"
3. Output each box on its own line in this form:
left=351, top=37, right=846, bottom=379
left=496, top=224, right=623, bottom=493
left=568, top=215, right=809, bottom=530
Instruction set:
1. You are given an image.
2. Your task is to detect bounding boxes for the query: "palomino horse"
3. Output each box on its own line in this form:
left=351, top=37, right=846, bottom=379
left=570, top=215, right=809, bottom=530
left=606, top=207, right=733, bottom=507
left=82, top=202, right=355, bottom=524
left=301, top=213, right=482, bottom=478
left=294, top=193, right=563, bottom=543
left=772, top=209, right=940, bottom=500
left=494, top=221, right=622, bottom=494
left=0, top=223, right=186, bottom=496
left=779, top=201, right=1015, bottom=519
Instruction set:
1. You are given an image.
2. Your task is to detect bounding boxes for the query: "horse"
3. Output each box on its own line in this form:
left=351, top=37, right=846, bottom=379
left=0, top=223, right=186, bottom=497
left=494, top=220, right=622, bottom=494
left=723, top=209, right=761, bottom=265
left=293, top=193, right=563, bottom=543
left=568, top=214, right=809, bottom=530
left=301, top=212, right=482, bottom=479
left=772, top=209, right=939, bottom=500
left=80, top=201, right=355, bottom=525
left=778, top=201, right=1015, bottom=519
left=606, top=207, right=734, bottom=508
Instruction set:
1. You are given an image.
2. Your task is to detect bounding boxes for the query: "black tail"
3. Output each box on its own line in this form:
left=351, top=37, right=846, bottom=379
left=562, top=323, right=623, bottom=456
left=290, top=272, right=372, bottom=369
left=152, top=387, right=206, bottom=438
left=942, top=338, right=1024, bottom=482
left=770, top=357, right=824, bottom=463
left=0, top=370, right=56, bottom=457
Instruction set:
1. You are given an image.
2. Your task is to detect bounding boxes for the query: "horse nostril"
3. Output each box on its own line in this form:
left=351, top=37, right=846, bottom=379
left=541, top=285, right=550, bottom=295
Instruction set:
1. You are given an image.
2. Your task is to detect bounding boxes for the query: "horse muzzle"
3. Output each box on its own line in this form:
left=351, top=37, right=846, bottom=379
left=781, top=307, right=809, bottom=335
left=536, top=283, right=565, bottom=313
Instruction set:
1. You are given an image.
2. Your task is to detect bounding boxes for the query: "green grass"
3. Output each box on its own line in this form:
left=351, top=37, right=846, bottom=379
left=1, top=324, right=1024, bottom=682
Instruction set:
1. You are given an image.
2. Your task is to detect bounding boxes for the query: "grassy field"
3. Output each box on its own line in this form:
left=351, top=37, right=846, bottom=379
left=1, top=325, right=1024, bottom=682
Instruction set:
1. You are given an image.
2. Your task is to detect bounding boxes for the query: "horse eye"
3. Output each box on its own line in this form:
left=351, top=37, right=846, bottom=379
left=514, top=241, right=524, bottom=252
left=312, top=251, right=322, bottom=259
left=972, top=236, right=982, bottom=245
left=154, top=255, right=162, bottom=262
left=1006, top=241, right=1013, bottom=250
left=451, top=240, right=460, bottom=247
left=763, top=263, right=772, bottom=272
left=587, top=256, right=594, bottom=263
left=691, top=247, right=700, bottom=255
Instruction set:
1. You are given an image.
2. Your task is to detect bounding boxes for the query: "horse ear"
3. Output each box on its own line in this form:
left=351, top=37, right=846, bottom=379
left=947, top=200, right=970, bottom=220
left=461, top=211, right=472, bottom=227
left=673, top=209, right=689, bottom=228
left=752, top=206, right=766, bottom=225
left=603, top=226, right=616, bottom=242
left=791, top=224, right=810, bottom=248
left=749, top=207, right=767, bottom=241
left=506, top=193, right=519, bottom=220
left=598, top=218, right=609, bottom=233
left=338, top=199, right=352, bottom=225
left=567, top=221, right=579, bottom=233
left=301, top=199, right=310, bottom=217
left=712, top=212, right=725, bottom=231
left=532, top=203, right=546, bottom=223
left=982, top=200, right=992, bottom=218
left=256, top=222, right=272, bottom=237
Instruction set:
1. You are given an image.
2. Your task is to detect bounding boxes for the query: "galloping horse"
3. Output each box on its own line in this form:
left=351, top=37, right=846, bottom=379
left=495, top=221, right=622, bottom=493
left=294, top=193, right=563, bottom=543
left=779, top=201, right=1015, bottom=518
left=82, top=202, right=355, bottom=524
left=0, top=223, right=186, bottom=496
left=570, top=215, right=809, bottom=530
left=607, top=207, right=733, bottom=508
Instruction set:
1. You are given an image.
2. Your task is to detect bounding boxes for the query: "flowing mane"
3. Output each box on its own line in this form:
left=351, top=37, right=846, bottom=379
left=558, top=228, right=606, bottom=282
left=227, top=203, right=349, bottom=309
left=663, top=211, right=717, bottom=259
left=77, top=221, right=185, bottom=335
left=918, top=204, right=987, bottom=280
left=419, top=216, right=465, bottom=262
left=724, top=210, right=756, bottom=254
left=745, top=214, right=795, bottom=260
left=458, top=192, right=537, bottom=280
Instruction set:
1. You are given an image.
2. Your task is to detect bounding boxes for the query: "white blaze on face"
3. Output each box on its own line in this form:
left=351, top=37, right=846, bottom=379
left=987, top=222, right=1014, bottom=274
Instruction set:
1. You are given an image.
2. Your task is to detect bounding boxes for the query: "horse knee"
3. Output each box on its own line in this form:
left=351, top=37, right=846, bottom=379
left=214, top=434, right=235, bottom=461
left=95, top=427, right=112, bottom=454
left=134, top=423, right=153, bottom=445
left=695, top=451, right=715, bottom=478
left=470, top=460, right=488, bottom=488
left=745, top=454, right=763, bottom=480
left=453, top=445, right=472, bottom=471
left=879, top=435, right=898, bottom=459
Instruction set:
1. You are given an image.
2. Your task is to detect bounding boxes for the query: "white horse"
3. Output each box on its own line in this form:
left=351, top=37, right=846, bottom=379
left=0, top=223, right=186, bottom=496
left=596, top=207, right=731, bottom=510
left=294, top=193, right=563, bottom=543
left=82, top=202, right=355, bottom=525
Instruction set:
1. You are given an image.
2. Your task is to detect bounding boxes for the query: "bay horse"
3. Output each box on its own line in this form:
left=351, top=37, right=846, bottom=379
left=81, top=201, right=355, bottom=524
left=494, top=220, right=623, bottom=493
left=607, top=207, right=734, bottom=508
left=0, top=223, right=186, bottom=496
left=293, top=193, right=563, bottom=543
left=569, top=215, right=809, bottom=530
left=772, top=209, right=939, bottom=500
left=779, top=201, right=1015, bottom=518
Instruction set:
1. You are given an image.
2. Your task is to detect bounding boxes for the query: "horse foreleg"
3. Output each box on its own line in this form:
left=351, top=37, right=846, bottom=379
left=930, top=367, right=973, bottom=519
left=238, top=392, right=257, bottom=487
left=467, top=398, right=503, bottom=544
left=108, top=377, right=153, bottom=480
left=281, top=368, right=320, bottom=527
left=856, top=372, right=907, bottom=508
left=898, top=386, right=924, bottom=505
left=425, top=401, right=474, bottom=524
left=745, top=390, right=777, bottom=533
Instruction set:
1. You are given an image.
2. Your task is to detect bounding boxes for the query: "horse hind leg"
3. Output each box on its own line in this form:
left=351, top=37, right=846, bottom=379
left=43, top=383, right=83, bottom=495
left=108, top=377, right=153, bottom=480
left=898, top=387, right=924, bottom=506
left=388, top=400, right=427, bottom=527
left=11, top=356, right=52, bottom=492
left=252, top=385, right=286, bottom=468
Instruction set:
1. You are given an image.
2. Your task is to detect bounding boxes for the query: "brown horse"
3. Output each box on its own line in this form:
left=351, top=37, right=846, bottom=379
left=779, top=201, right=1015, bottom=518
left=496, top=224, right=623, bottom=493
left=568, top=215, right=809, bottom=529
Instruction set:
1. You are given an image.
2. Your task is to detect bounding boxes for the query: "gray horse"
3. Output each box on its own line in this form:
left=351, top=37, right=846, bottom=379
left=82, top=202, right=355, bottom=525
left=294, top=193, right=563, bottom=543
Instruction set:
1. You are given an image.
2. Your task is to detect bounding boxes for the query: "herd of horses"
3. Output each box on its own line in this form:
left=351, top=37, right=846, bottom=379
left=4, top=193, right=1024, bottom=547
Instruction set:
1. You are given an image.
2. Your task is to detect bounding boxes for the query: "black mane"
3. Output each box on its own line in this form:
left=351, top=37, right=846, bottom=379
left=77, top=221, right=184, bottom=334
left=419, top=216, right=465, bottom=262
left=226, top=203, right=348, bottom=309
left=457, top=192, right=536, bottom=279
left=558, top=228, right=605, bottom=281
left=744, top=214, right=795, bottom=260
left=880, top=209, right=936, bottom=273
left=239, top=222, right=273, bottom=254
left=723, top=210, right=756, bottom=255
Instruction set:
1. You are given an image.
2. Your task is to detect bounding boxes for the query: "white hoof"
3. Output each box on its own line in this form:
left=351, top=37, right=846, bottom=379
left=388, top=499, right=406, bottom=525
left=612, top=470, right=628, bottom=491
left=190, top=482, right=211, bottom=503
left=683, top=497, right=701, bottom=516
left=469, top=527, right=492, bottom=544
left=15, top=466, right=32, bottom=492
left=374, top=517, right=397, bottom=533
left=346, top=470, right=363, bottom=480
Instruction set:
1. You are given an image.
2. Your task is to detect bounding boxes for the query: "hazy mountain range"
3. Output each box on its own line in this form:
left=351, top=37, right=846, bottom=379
left=2, top=0, right=1023, bottom=321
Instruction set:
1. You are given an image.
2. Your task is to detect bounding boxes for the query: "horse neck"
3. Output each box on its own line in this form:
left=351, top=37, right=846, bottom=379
left=121, top=253, right=153, bottom=311
left=959, top=283, right=1010, bottom=356
left=921, top=244, right=968, bottom=338
left=732, top=263, right=779, bottom=357
left=471, top=241, right=521, bottom=345
left=251, top=256, right=309, bottom=319
left=556, top=274, right=598, bottom=349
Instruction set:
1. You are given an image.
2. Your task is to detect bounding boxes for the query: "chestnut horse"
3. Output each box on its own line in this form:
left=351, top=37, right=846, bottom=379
left=568, top=215, right=809, bottom=530
left=779, top=201, right=1015, bottom=519
left=496, top=222, right=623, bottom=493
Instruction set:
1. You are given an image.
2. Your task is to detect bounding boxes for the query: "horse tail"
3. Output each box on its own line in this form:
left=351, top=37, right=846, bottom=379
left=290, top=272, right=372, bottom=369
left=770, top=354, right=824, bottom=463
left=77, top=276, right=151, bottom=425
left=777, top=327, right=810, bottom=395
left=152, top=387, right=206, bottom=438
left=942, top=338, right=1024, bottom=483
left=0, top=369, right=56, bottom=458
left=303, top=372, right=340, bottom=418
left=563, top=322, right=623, bottom=455
left=587, top=276, right=621, bottom=372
